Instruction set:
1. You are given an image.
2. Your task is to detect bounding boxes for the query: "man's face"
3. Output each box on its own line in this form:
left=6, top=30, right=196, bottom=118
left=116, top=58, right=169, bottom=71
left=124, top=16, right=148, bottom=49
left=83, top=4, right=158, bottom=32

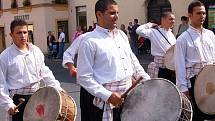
left=189, top=6, right=206, bottom=27
left=162, top=14, right=175, bottom=28
left=10, top=26, right=28, bottom=48
left=97, top=4, right=119, bottom=30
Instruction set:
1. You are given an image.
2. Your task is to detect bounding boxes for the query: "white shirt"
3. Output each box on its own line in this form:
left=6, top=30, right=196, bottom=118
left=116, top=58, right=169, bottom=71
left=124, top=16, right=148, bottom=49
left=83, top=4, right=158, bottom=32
left=62, top=32, right=89, bottom=68
left=136, top=22, right=176, bottom=56
left=175, top=25, right=215, bottom=92
left=77, top=25, right=150, bottom=102
left=58, top=32, right=65, bottom=42
left=0, top=43, right=63, bottom=111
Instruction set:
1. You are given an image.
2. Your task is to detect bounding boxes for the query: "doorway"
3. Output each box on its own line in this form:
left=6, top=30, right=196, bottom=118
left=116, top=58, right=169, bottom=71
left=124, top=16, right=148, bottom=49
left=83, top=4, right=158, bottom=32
left=147, top=0, right=172, bottom=24
left=0, top=27, right=5, bottom=53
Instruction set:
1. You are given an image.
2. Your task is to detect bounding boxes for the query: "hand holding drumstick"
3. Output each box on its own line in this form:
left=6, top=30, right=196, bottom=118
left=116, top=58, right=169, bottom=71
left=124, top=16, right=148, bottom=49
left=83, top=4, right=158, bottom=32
left=8, top=98, right=25, bottom=115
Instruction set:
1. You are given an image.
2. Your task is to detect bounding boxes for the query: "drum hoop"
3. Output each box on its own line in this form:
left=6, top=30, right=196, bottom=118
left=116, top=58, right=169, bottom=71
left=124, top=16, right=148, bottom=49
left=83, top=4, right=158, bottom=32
left=59, top=92, right=77, bottom=121
left=194, top=64, right=215, bottom=115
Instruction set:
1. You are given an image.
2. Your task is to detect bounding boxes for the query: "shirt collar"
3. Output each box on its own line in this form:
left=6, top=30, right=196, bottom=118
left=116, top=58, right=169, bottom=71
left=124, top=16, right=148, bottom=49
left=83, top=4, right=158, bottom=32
left=12, top=43, right=34, bottom=54
left=188, top=25, right=206, bottom=34
left=95, top=25, right=118, bottom=36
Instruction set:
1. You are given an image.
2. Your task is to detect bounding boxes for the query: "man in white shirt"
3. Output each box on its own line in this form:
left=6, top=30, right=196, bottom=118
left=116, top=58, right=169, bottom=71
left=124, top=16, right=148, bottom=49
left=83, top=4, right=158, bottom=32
left=136, top=11, right=176, bottom=84
left=57, top=28, right=65, bottom=59
left=77, top=0, right=150, bottom=121
left=63, top=32, right=89, bottom=76
left=0, top=19, right=64, bottom=121
left=175, top=1, right=215, bottom=121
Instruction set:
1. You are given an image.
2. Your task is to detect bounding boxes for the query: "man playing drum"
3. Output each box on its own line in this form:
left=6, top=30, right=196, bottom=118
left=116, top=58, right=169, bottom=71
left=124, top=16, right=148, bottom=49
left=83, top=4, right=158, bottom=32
left=136, top=11, right=176, bottom=84
left=0, top=19, right=64, bottom=121
left=175, top=1, right=215, bottom=121
left=77, top=0, right=150, bottom=121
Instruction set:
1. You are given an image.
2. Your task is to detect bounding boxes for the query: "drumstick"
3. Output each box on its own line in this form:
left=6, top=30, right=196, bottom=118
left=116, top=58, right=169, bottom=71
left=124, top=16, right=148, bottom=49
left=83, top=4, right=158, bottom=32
left=121, top=77, right=143, bottom=98
left=15, top=98, right=25, bottom=110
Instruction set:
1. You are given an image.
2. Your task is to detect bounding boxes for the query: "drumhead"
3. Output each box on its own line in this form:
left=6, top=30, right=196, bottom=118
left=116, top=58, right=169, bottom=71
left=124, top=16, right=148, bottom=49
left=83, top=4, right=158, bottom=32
left=164, top=45, right=175, bottom=71
left=23, top=87, right=61, bottom=121
left=121, top=78, right=182, bottom=121
left=195, top=65, right=215, bottom=115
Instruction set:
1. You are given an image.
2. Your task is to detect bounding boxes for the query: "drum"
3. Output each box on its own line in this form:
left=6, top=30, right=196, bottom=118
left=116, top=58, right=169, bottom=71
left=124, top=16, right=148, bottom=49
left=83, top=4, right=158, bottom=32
left=23, top=87, right=77, bottom=121
left=121, top=78, right=192, bottom=121
left=164, top=45, right=175, bottom=71
left=195, top=64, right=215, bottom=115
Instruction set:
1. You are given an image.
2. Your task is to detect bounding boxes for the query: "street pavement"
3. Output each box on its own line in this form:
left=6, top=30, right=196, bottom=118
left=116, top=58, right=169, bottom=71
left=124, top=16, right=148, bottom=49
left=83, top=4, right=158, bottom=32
left=0, top=53, right=153, bottom=121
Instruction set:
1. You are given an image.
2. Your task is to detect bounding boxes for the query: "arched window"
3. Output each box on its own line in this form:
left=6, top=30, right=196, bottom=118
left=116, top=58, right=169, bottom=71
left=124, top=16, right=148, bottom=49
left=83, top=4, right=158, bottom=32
left=147, top=0, right=171, bottom=24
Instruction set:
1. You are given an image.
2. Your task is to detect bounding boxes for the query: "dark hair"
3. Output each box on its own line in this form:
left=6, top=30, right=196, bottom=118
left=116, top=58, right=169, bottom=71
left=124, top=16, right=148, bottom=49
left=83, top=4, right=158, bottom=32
left=181, top=16, right=188, bottom=21
left=134, top=19, right=138, bottom=24
left=95, top=0, right=117, bottom=18
left=10, top=19, right=28, bottom=33
left=161, top=11, right=173, bottom=19
left=188, top=1, right=204, bottom=14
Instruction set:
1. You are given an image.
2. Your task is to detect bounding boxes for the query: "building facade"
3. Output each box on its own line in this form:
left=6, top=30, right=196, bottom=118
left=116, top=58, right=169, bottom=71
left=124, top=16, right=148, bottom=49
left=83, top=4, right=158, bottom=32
left=0, top=0, right=214, bottom=53
left=0, top=0, right=69, bottom=52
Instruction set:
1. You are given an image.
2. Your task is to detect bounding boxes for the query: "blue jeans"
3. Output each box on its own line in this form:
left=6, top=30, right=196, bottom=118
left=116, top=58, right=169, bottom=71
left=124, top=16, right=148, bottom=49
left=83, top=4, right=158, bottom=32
left=58, top=42, right=65, bottom=58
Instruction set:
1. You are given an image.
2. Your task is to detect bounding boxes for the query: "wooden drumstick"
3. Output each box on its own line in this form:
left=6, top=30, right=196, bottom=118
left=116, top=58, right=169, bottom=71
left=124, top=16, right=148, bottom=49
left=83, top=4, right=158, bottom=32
left=15, top=98, right=25, bottom=110
left=121, top=77, right=143, bottom=98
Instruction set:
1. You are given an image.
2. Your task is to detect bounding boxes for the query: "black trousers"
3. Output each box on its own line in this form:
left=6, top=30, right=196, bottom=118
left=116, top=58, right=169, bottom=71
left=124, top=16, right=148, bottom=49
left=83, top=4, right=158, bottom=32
left=80, top=87, right=122, bottom=121
left=12, top=94, right=31, bottom=121
left=189, top=76, right=215, bottom=121
left=158, top=67, right=176, bottom=84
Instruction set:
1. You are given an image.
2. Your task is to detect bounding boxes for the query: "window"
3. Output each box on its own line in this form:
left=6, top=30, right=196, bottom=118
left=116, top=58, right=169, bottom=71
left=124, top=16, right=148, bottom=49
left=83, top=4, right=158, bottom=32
left=11, top=0, right=18, bottom=8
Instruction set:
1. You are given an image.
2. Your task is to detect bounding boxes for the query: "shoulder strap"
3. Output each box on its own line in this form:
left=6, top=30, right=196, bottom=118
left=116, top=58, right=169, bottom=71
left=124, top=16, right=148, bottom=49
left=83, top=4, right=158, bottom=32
left=156, top=28, right=171, bottom=45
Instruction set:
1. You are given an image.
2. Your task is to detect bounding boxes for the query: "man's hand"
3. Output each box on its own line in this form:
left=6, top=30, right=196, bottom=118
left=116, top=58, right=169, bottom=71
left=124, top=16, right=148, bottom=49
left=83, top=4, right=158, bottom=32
left=107, top=92, right=124, bottom=107
left=8, top=106, right=19, bottom=115
left=151, top=23, right=158, bottom=29
left=66, top=63, right=77, bottom=76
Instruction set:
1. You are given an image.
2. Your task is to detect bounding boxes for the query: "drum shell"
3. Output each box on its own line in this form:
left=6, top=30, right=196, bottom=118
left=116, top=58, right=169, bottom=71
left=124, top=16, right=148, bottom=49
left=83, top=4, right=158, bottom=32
left=23, top=87, right=77, bottom=121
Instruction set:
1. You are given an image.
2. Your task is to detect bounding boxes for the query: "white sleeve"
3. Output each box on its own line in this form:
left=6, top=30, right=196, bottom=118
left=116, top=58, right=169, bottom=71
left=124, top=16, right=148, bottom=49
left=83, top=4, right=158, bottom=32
left=175, top=36, right=189, bottom=92
left=0, top=57, right=16, bottom=111
left=77, top=40, right=112, bottom=102
left=136, top=22, right=154, bottom=39
left=130, top=52, right=150, bottom=81
left=38, top=49, right=63, bottom=91
left=62, top=36, right=82, bottom=68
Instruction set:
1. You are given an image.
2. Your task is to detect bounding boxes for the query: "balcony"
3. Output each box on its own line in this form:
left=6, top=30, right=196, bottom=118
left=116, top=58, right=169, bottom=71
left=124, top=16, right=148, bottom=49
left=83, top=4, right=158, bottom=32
left=52, top=0, right=68, bottom=11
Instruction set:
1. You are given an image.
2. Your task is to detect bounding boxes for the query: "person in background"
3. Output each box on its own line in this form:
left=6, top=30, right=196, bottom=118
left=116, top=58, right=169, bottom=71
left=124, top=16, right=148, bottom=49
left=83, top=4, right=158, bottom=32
left=71, top=26, right=83, bottom=43
left=57, top=28, right=65, bottom=59
left=47, top=31, right=56, bottom=58
left=136, top=11, right=176, bottom=84
left=130, top=19, right=140, bottom=56
left=0, top=19, right=64, bottom=121
left=77, top=0, right=150, bottom=121
left=127, top=21, right=133, bottom=41
left=175, top=1, right=215, bottom=121
left=176, top=16, right=189, bottom=38
left=120, top=24, right=127, bottom=35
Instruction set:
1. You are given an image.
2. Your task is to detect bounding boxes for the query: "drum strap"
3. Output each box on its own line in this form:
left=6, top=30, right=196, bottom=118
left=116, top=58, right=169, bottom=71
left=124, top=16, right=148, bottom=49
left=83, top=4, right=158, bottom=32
left=156, top=28, right=171, bottom=45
